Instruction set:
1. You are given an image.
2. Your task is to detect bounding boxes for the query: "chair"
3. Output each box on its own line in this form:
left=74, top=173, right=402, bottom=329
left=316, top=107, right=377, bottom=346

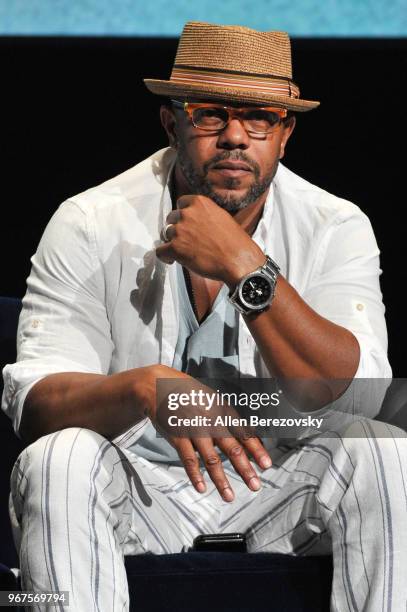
left=0, top=295, right=342, bottom=611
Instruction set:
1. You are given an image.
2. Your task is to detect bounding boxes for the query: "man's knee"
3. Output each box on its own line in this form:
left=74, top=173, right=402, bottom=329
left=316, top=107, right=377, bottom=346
left=339, top=419, right=407, bottom=486
left=17, top=427, right=114, bottom=487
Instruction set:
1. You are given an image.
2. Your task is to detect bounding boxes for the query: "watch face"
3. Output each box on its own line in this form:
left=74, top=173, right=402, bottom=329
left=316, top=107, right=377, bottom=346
left=240, top=275, right=272, bottom=308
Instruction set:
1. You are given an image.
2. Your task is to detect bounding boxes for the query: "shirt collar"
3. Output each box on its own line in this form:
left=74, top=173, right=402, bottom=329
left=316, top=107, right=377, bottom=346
left=252, top=181, right=274, bottom=252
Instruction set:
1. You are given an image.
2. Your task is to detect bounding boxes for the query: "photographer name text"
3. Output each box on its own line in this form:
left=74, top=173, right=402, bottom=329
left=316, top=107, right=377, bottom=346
left=167, top=415, right=324, bottom=428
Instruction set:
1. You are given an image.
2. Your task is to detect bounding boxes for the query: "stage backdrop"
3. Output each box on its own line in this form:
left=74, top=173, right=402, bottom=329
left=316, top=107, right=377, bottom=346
left=1, top=35, right=406, bottom=374
left=0, top=0, right=406, bottom=36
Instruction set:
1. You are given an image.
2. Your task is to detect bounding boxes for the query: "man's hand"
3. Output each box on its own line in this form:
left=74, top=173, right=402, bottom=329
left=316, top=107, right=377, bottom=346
left=155, top=195, right=265, bottom=287
left=143, top=364, right=272, bottom=502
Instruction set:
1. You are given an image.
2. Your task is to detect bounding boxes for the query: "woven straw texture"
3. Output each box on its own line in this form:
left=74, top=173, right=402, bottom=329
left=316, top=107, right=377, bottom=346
left=144, top=21, right=320, bottom=111
left=174, top=22, right=293, bottom=78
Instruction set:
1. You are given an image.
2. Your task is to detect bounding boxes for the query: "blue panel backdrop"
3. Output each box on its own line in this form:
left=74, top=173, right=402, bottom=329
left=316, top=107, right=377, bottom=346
left=0, top=0, right=406, bottom=36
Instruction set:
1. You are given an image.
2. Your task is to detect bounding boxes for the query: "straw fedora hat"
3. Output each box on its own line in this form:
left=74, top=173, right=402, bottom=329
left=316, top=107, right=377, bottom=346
left=144, top=21, right=319, bottom=112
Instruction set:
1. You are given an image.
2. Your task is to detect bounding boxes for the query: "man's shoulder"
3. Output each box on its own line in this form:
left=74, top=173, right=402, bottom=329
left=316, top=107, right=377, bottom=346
left=274, top=164, right=366, bottom=225
left=67, top=147, right=174, bottom=216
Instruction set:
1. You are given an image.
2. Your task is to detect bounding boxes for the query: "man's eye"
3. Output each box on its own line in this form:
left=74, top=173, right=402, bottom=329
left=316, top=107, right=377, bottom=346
left=195, top=108, right=226, bottom=124
left=245, top=110, right=280, bottom=127
left=202, top=109, right=222, bottom=117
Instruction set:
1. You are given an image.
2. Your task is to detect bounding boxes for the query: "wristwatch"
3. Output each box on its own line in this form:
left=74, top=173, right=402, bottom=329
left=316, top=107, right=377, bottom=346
left=228, top=255, right=280, bottom=316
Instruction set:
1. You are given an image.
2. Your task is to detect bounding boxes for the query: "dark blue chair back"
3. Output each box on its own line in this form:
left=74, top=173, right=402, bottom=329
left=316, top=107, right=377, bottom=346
left=0, top=297, right=23, bottom=567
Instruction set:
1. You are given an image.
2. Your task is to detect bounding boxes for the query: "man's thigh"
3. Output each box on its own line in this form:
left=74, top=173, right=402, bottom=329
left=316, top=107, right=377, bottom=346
left=122, top=452, right=226, bottom=555
left=124, top=444, right=328, bottom=556
left=219, top=417, right=407, bottom=555
left=217, top=443, right=332, bottom=555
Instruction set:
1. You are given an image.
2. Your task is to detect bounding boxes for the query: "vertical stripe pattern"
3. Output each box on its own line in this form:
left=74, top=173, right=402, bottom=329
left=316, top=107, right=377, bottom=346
left=9, top=419, right=407, bottom=611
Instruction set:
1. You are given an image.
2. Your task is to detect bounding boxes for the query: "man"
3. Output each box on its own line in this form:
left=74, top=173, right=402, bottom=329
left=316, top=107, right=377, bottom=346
left=2, top=20, right=406, bottom=611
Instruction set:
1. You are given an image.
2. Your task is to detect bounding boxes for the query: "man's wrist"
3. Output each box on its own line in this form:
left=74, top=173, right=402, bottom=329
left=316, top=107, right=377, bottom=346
left=222, top=249, right=266, bottom=290
left=129, top=365, right=160, bottom=421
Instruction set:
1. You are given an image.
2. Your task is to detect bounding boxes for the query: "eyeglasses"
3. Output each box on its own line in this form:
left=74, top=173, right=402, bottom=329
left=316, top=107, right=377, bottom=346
left=171, top=100, right=287, bottom=134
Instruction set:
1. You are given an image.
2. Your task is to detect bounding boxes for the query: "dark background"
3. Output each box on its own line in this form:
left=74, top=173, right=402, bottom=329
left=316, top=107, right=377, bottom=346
left=0, top=36, right=406, bottom=568
left=1, top=36, right=406, bottom=373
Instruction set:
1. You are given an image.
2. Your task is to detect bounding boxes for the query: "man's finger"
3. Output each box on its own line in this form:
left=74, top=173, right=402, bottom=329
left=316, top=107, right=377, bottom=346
left=239, top=435, right=272, bottom=470
left=165, top=209, right=182, bottom=224
left=216, top=437, right=261, bottom=492
left=156, top=242, right=176, bottom=264
left=192, top=438, right=235, bottom=502
left=177, top=196, right=193, bottom=210
left=218, top=404, right=272, bottom=471
left=172, top=438, right=207, bottom=493
left=160, top=222, right=177, bottom=243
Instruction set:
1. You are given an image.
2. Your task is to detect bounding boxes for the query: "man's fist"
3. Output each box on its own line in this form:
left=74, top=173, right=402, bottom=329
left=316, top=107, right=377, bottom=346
left=155, top=195, right=265, bottom=287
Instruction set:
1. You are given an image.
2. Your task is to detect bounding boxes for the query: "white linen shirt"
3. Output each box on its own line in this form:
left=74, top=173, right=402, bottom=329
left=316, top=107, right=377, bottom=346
left=1, top=147, right=391, bottom=444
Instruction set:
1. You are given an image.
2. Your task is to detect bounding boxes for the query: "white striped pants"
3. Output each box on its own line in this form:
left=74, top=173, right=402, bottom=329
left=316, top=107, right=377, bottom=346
left=9, top=419, right=407, bottom=611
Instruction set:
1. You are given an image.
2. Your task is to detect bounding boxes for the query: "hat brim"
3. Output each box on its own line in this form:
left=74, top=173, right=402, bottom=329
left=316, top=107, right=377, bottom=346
left=144, top=79, right=319, bottom=112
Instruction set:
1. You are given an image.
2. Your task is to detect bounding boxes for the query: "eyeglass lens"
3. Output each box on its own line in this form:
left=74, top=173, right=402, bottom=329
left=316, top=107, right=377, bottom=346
left=192, top=106, right=282, bottom=133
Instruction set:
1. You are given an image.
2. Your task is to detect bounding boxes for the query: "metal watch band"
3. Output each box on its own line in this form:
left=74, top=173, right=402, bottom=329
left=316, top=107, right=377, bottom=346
left=262, top=255, right=280, bottom=283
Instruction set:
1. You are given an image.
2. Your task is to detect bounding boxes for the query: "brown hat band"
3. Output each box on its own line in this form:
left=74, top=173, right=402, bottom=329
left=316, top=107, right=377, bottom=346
left=171, top=66, right=300, bottom=100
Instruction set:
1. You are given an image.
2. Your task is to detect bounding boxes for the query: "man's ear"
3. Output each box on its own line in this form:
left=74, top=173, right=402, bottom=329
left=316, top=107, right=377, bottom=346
left=160, top=105, right=178, bottom=149
left=279, top=115, right=296, bottom=160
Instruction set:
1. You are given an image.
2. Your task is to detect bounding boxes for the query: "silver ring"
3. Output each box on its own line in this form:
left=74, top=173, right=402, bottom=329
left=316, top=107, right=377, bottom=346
left=162, top=223, right=174, bottom=243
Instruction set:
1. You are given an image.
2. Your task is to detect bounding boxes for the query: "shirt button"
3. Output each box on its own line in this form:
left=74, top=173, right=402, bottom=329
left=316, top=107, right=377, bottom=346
left=31, top=319, right=40, bottom=328
left=356, top=303, right=364, bottom=311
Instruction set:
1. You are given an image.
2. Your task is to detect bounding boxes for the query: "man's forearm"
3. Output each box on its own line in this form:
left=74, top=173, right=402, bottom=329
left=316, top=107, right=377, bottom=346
left=19, top=366, right=157, bottom=444
left=242, top=275, right=360, bottom=409
left=245, top=275, right=360, bottom=379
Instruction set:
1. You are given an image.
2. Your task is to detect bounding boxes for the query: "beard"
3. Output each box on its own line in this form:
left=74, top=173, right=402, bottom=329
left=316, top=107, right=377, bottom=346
left=176, top=145, right=278, bottom=213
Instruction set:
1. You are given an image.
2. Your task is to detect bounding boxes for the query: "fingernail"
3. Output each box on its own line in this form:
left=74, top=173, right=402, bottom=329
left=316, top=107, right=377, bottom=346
left=249, top=476, right=261, bottom=491
left=223, top=487, right=234, bottom=502
left=196, top=481, right=206, bottom=493
left=260, top=456, right=272, bottom=469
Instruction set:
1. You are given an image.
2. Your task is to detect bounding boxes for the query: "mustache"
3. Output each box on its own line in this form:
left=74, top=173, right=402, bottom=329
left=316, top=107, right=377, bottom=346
left=203, top=151, right=260, bottom=176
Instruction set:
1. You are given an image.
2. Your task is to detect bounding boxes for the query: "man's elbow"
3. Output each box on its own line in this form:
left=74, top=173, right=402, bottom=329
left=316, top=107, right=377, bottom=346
left=18, top=381, right=64, bottom=444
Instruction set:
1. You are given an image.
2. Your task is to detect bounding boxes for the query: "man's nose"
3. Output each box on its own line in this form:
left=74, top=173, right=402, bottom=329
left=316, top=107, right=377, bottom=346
left=216, top=118, right=250, bottom=149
